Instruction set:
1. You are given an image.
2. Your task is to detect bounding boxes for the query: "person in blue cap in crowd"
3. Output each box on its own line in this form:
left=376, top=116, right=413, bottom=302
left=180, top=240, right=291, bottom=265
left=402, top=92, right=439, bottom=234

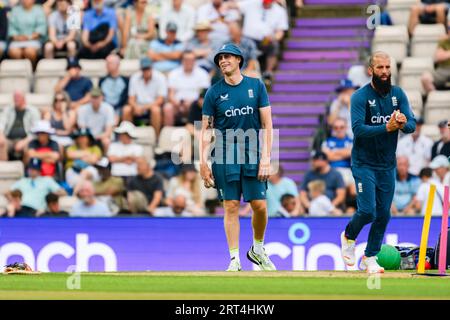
left=199, top=43, right=276, bottom=272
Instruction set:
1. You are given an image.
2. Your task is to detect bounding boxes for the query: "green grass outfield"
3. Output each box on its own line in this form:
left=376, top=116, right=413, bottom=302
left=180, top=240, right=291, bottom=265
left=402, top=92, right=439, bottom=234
left=0, top=271, right=449, bottom=300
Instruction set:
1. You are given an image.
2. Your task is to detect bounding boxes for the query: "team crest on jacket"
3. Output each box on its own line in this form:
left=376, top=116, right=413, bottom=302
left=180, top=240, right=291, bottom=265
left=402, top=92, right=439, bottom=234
left=392, top=96, right=398, bottom=107
left=248, top=89, right=254, bottom=98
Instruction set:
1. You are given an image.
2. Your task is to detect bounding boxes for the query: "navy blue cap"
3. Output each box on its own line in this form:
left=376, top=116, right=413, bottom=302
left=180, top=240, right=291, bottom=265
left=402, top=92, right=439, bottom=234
left=438, top=119, right=448, bottom=128
left=67, top=58, right=81, bottom=70
left=336, top=79, right=358, bottom=93
left=311, top=150, right=328, bottom=161
left=214, top=43, right=244, bottom=69
left=28, top=158, right=42, bottom=170
left=71, top=128, right=94, bottom=140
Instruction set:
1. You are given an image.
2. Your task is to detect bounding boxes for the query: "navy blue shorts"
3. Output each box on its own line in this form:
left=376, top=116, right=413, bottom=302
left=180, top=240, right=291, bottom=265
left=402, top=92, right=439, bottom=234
left=212, top=163, right=267, bottom=202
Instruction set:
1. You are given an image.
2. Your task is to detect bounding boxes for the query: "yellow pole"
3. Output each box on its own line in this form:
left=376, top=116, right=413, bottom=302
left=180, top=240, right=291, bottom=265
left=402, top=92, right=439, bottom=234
left=417, top=184, right=436, bottom=274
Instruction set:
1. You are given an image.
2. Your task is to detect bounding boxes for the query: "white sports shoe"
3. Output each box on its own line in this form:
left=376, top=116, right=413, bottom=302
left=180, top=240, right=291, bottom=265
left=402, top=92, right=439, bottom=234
left=340, top=231, right=356, bottom=266
left=226, top=258, right=242, bottom=272
left=359, top=256, right=385, bottom=274
left=247, top=246, right=277, bottom=271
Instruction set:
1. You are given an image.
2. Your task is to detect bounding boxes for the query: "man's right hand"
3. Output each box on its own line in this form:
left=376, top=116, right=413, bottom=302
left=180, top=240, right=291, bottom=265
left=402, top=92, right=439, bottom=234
left=200, top=163, right=215, bottom=188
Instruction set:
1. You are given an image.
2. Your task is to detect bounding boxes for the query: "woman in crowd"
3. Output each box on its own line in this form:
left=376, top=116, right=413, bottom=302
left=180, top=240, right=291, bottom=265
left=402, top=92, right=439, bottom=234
left=7, top=0, right=47, bottom=67
left=166, top=164, right=204, bottom=215
left=43, top=91, right=77, bottom=147
left=65, top=128, right=102, bottom=189
left=121, top=0, right=155, bottom=59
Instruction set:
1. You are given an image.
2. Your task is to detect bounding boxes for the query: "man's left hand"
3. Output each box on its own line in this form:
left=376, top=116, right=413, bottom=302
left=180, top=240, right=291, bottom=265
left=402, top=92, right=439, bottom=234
left=395, top=111, right=406, bottom=129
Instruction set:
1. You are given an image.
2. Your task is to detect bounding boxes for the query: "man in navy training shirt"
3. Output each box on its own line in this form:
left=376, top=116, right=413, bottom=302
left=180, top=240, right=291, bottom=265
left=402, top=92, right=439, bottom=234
left=199, top=43, right=276, bottom=272
left=340, top=51, right=416, bottom=274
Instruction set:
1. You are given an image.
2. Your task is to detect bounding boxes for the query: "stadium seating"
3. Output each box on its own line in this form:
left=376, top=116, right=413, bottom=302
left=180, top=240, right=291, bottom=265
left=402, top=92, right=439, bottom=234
left=421, top=124, right=440, bottom=140
left=156, top=126, right=191, bottom=163
left=79, top=59, right=107, bottom=86
left=399, top=57, right=434, bottom=93
left=119, top=59, right=140, bottom=77
left=372, top=25, right=409, bottom=63
left=390, top=56, right=399, bottom=84
left=25, top=93, right=54, bottom=113
left=0, top=161, right=24, bottom=194
left=411, top=24, right=447, bottom=58
left=0, top=59, right=33, bottom=93
left=404, top=90, right=423, bottom=117
left=133, top=125, right=157, bottom=163
left=0, top=93, right=13, bottom=110
left=386, top=0, right=419, bottom=26
left=424, top=91, right=450, bottom=124
left=34, top=59, right=67, bottom=94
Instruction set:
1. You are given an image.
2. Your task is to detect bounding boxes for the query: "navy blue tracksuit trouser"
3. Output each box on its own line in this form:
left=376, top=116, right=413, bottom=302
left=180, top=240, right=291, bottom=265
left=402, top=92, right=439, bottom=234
left=345, top=166, right=396, bottom=257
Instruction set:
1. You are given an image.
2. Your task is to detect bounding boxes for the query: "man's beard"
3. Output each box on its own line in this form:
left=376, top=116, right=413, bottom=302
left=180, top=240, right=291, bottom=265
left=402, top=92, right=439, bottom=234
left=372, top=73, right=392, bottom=96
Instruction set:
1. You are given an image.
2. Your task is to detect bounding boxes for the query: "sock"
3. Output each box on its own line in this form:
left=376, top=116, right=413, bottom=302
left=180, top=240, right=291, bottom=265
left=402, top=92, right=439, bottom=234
left=253, top=239, right=264, bottom=254
left=229, top=248, right=240, bottom=262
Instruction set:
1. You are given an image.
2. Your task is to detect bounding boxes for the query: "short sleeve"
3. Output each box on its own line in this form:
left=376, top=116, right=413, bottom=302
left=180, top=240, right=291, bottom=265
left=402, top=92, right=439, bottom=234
left=285, top=178, right=298, bottom=196
left=198, top=68, right=211, bottom=88
left=157, top=73, right=168, bottom=98
left=10, top=179, right=22, bottom=191
left=276, top=5, right=289, bottom=31
left=107, top=143, right=119, bottom=156
left=323, top=197, right=335, bottom=212
left=50, top=140, right=60, bottom=152
left=167, top=70, right=177, bottom=88
left=108, top=8, right=118, bottom=30
left=300, top=172, right=312, bottom=191
left=128, top=74, right=138, bottom=97
left=77, top=106, right=87, bottom=127
left=28, top=140, right=39, bottom=149
left=202, top=88, right=215, bottom=117
left=154, top=175, right=164, bottom=192
left=174, top=42, right=185, bottom=51
left=81, top=78, right=93, bottom=95
left=416, top=184, right=426, bottom=202
left=105, top=104, right=115, bottom=126
left=47, top=178, right=62, bottom=193
left=258, top=79, right=270, bottom=108
left=334, top=171, right=346, bottom=189
left=92, top=146, right=103, bottom=158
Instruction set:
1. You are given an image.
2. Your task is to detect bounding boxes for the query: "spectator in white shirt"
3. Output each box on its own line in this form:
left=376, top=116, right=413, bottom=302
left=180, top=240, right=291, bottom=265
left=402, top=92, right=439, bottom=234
left=107, top=121, right=143, bottom=179
left=197, top=0, right=240, bottom=43
left=186, top=20, right=218, bottom=72
left=308, top=179, right=342, bottom=216
left=414, top=156, right=450, bottom=216
left=327, top=79, right=358, bottom=139
left=167, top=164, right=205, bottom=215
left=232, top=0, right=288, bottom=82
left=123, top=57, right=167, bottom=137
left=77, top=88, right=115, bottom=151
left=397, top=117, right=433, bottom=176
left=44, top=0, right=77, bottom=59
left=164, top=50, right=211, bottom=126
left=70, top=180, right=114, bottom=217
left=159, top=0, right=196, bottom=43
left=347, top=64, right=371, bottom=87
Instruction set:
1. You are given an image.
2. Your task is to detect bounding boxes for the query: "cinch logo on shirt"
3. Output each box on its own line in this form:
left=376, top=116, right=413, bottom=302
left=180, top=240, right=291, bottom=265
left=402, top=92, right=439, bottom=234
left=225, top=106, right=254, bottom=117
left=371, top=113, right=391, bottom=124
